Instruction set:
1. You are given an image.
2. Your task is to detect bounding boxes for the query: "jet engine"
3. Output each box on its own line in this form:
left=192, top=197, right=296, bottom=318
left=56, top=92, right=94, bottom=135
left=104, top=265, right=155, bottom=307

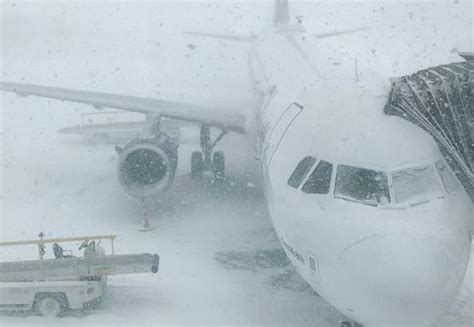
left=116, top=135, right=178, bottom=198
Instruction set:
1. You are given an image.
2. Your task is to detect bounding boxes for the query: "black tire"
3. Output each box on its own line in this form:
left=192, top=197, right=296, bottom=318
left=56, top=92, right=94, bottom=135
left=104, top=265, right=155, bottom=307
left=191, top=151, right=204, bottom=180
left=34, top=293, right=67, bottom=317
left=212, top=151, right=225, bottom=178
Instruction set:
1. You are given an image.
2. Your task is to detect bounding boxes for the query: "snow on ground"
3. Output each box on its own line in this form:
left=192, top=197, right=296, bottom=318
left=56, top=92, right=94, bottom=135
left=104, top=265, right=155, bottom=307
left=0, top=94, right=473, bottom=326
left=0, top=1, right=472, bottom=326
left=0, top=95, right=346, bottom=325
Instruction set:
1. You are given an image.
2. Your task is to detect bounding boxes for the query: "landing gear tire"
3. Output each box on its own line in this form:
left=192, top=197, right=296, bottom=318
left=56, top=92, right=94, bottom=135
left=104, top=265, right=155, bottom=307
left=212, top=151, right=225, bottom=179
left=191, top=151, right=204, bottom=180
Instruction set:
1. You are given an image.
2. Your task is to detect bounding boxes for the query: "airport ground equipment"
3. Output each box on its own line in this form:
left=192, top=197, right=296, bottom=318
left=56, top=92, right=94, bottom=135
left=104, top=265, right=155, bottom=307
left=0, top=234, right=159, bottom=316
left=385, top=57, right=473, bottom=200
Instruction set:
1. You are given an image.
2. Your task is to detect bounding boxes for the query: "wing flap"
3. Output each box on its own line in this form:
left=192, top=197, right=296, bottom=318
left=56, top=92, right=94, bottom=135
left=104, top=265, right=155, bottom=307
left=0, top=82, right=246, bottom=133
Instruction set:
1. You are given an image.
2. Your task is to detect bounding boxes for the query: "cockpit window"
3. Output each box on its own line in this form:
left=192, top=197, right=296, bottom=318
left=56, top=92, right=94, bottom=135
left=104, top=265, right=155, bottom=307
left=391, top=165, right=443, bottom=204
left=436, top=160, right=461, bottom=193
left=335, top=165, right=390, bottom=206
left=302, top=160, right=333, bottom=194
left=288, top=156, right=316, bottom=188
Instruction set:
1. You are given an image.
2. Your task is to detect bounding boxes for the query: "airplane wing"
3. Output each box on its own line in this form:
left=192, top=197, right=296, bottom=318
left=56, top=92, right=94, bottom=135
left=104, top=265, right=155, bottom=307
left=0, top=82, right=247, bottom=133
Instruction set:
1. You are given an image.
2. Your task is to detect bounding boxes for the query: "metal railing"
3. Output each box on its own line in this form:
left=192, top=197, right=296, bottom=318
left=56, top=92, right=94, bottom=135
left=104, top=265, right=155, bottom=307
left=0, top=234, right=117, bottom=260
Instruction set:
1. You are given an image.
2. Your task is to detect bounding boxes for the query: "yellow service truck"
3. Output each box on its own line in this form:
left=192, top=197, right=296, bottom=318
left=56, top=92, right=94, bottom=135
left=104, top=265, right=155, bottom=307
left=0, top=234, right=159, bottom=317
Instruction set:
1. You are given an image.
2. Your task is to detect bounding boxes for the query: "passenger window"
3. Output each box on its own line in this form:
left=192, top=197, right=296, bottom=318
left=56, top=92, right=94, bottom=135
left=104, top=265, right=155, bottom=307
left=288, top=156, right=316, bottom=188
left=302, top=160, right=333, bottom=194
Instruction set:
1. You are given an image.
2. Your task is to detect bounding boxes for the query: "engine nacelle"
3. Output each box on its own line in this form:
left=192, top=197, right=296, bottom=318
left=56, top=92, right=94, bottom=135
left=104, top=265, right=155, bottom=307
left=117, top=135, right=178, bottom=198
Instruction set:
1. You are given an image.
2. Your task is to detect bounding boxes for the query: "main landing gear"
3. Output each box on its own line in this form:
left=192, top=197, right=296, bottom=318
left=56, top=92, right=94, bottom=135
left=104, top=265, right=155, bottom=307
left=191, top=124, right=227, bottom=180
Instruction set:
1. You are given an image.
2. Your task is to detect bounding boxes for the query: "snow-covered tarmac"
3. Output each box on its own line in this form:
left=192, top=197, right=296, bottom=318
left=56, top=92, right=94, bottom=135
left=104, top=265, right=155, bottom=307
left=1, top=1, right=473, bottom=325
left=0, top=98, right=472, bottom=326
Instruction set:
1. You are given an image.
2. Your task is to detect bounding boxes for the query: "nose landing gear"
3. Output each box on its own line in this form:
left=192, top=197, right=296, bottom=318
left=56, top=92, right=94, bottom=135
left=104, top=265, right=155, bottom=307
left=191, top=124, right=227, bottom=180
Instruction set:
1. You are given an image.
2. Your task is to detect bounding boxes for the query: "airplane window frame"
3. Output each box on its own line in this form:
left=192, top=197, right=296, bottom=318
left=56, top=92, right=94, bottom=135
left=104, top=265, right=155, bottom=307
left=391, top=164, right=445, bottom=204
left=287, top=156, right=317, bottom=188
left=334, top=164, right=391, bottom=206
left=435, top=160, right=461, bottom=193
left=301, top=160, right=334, bottom=194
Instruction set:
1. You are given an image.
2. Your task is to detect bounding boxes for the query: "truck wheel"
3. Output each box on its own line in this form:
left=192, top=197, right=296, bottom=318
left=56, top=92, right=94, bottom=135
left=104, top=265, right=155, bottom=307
left=35, top=294, right=66, bottom=317
left=191, top=151, right=204, bottom=180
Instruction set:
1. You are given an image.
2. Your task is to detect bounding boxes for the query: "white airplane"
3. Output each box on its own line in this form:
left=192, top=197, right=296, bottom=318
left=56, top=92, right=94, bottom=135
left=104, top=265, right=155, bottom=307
left=1, top=1, right=472, bottom=326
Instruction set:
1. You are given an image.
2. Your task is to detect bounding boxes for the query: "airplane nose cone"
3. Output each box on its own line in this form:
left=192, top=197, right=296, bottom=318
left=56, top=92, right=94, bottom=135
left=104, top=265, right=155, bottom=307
left=338, top=233, right=471, bottom=326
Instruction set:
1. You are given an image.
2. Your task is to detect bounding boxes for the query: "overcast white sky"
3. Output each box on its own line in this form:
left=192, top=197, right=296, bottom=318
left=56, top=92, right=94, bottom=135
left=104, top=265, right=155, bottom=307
left=1, top=1, right=472, bottom=104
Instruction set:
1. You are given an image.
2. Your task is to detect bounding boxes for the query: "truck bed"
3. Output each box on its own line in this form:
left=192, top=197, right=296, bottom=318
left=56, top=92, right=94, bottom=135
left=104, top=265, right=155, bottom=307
left=0, top=254, right=159, bottom=282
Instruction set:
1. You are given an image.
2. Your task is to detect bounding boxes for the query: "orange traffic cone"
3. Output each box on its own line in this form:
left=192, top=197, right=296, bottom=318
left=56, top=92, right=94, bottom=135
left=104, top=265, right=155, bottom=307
left=140, top=207, right=153, bottom=232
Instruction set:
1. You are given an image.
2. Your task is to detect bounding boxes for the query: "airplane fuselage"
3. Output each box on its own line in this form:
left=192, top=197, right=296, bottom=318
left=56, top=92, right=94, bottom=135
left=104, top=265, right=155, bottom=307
left=248, top=26, right=473, bottom=326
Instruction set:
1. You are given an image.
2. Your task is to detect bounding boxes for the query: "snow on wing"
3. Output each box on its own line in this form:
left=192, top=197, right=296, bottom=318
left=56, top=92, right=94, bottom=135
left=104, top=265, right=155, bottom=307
left=0, top=82, right=246, bottom=133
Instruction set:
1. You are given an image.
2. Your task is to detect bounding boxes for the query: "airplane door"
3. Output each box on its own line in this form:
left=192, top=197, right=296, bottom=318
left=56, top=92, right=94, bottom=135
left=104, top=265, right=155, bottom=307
left=263, top=103, right=303, bottom=168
